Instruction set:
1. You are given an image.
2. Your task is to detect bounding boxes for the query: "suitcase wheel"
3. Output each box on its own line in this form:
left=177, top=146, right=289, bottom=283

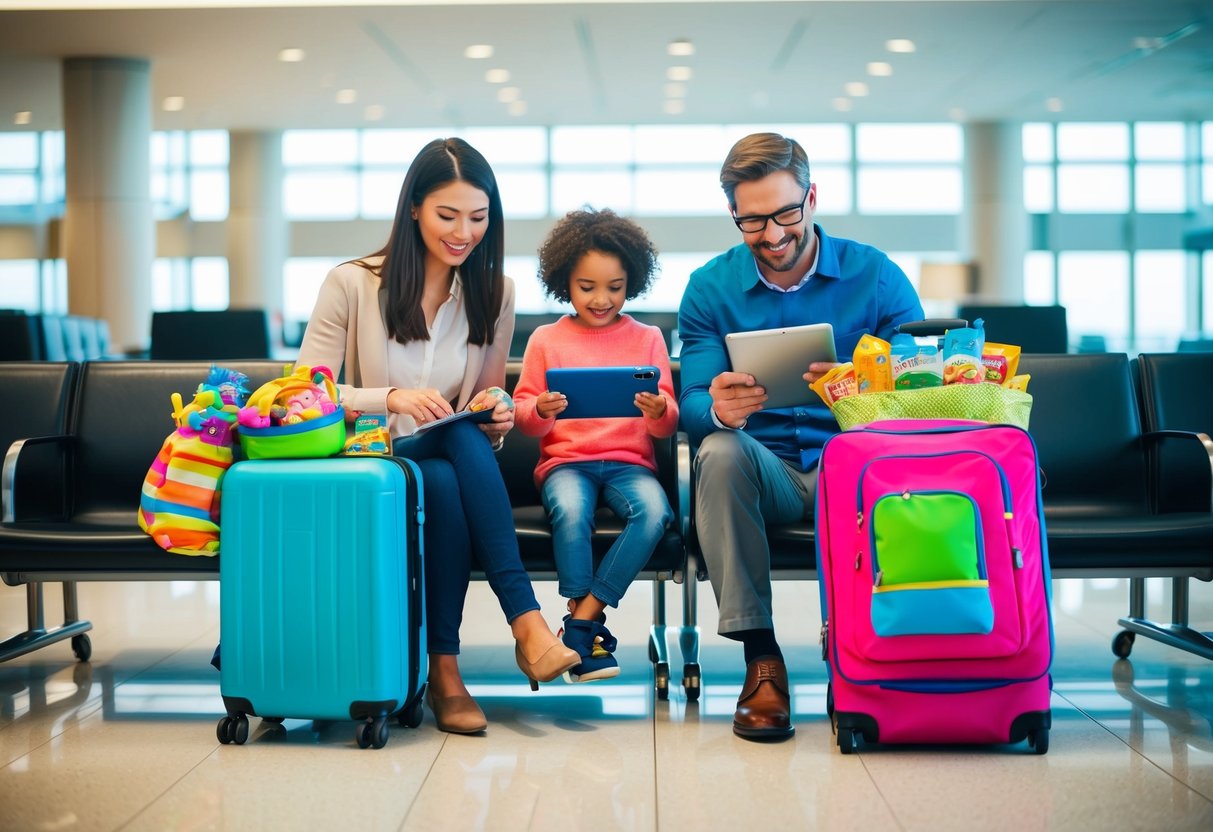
left=837, top=728, right=860, bottom=755
left=682, top=663, right=701, bottom=703
left=357, top=717, right=389, bottom=749
left=216, top=714, right=249, bottom=745
left=1028, top=727, right=1049, bottom=755
left=397, top=699, right=424, bottom=729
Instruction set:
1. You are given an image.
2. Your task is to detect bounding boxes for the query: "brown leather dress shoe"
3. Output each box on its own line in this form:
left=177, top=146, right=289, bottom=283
left=733, top=656, right=795, bottom=740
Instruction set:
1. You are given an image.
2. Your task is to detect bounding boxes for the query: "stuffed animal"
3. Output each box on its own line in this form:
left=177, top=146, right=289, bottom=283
left=238, top=364, right=338, bottom=428
left=138, top=366, right=249, bottom=556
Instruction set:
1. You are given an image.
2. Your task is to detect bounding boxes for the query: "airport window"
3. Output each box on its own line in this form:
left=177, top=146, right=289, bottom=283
left=855, top=124, right=963, bottom=214
left=0, top=259, right=40, bottom=310
left=151, top=130, right=229, bottom=221
left=1133, top=250, right=1187, bottom=351
left=1056, top=164, right=1130, bottom=213
left=1058, top=251, right=1130, bottom=350
left=152, top=257, right=229, bottom=312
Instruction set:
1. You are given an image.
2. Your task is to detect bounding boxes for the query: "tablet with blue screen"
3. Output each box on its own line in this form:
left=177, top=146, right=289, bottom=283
left=546, top=366, right=661, bottom=419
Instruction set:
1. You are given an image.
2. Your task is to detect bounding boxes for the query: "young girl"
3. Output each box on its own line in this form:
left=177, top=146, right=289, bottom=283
left=513, top=209, right=678, bottom=682
left=297, top=138, right=577, bottom=733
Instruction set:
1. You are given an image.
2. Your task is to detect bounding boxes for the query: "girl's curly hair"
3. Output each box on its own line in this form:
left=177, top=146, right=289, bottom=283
left=537, top=208, right=659, bottom=302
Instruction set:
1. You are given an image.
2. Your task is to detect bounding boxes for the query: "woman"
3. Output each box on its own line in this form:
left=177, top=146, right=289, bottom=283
left=297, top=137, right=578, bottom=734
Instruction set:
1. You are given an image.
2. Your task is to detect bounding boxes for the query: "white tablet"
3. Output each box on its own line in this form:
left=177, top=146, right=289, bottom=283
left=725, top=323, right=837, bottom=410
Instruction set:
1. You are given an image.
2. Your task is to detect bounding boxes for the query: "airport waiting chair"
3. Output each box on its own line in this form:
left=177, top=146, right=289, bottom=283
left=957, top=304, right=1068, bottom=353
left=149, top=309, right=272, bottom=360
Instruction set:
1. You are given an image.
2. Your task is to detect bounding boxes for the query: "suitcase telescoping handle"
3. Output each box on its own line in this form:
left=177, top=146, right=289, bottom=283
left=893, top=318, right=970, bottom=338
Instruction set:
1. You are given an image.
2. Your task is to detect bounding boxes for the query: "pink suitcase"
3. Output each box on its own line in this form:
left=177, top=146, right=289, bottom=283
left=815, top=418, right=1053, bottom=754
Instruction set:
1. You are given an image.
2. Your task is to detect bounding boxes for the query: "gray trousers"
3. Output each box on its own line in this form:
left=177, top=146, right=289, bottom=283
left=693, top=430, right=818, bottom=635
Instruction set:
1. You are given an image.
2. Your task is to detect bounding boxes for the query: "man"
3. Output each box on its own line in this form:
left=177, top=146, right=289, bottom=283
left=678, top=132, right=923, bottom=740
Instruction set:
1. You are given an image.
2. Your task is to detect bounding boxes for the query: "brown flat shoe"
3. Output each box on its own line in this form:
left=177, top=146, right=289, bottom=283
left=425, top=688, right=487, bottom=734
left=733, top=656, right=795, bottom=740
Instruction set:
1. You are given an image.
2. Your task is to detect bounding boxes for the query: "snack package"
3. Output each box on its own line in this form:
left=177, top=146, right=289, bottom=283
left=810, top=362, right=859, bottom=406
left=1006, top=374, right=1031, bottom=392
left=981, top=342, right=1022, bottom=386
left=344, top=413, right=391, bottom=455
left=942, top=319, right=986, bottom=385
left=852, top=334, right=893, bottom=394
left=889, top=333, right=944, bottom=389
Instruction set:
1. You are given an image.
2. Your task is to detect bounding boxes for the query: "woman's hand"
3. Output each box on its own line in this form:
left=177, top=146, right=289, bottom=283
left=535, top=390, right=568, bottom=420
left=469, top=387, right=514, bottom=444
left=635, top=391, right=667, bottom=420
left=387, top=387, right=454, bottom=425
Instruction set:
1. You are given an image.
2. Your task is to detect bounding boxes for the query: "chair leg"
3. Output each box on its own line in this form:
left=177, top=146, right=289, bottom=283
left=0, top=580, right=93, bottom=663
left=1116, top=576, right=1213, bottom=662
left=678, top=551, right=702, bottom=701
left=649, top=578, right=671, bottom=700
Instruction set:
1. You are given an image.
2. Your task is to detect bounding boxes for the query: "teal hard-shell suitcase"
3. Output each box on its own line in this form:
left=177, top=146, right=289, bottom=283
left=216, top=456, right=425, bottom=749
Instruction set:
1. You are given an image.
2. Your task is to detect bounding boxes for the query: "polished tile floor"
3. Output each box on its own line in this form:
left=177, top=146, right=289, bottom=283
left=1, top=575, right=1211, bottom=831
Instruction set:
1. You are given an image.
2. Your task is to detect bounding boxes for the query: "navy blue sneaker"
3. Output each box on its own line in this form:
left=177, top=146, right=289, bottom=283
left=560, top=618, right=620, bottom=683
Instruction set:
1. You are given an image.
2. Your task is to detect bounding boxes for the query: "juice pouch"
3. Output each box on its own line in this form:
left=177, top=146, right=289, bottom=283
left=981, top=342, right=1021, bottom=385
left=1006, top=373, right=1031, bottom=392
left=889, top=333, right=943, bottom=389
left=942, top=318, right=986, bottom=385
left=852, top=334, right=893, bottom=393
left=810, top=362, right=858, bottom=406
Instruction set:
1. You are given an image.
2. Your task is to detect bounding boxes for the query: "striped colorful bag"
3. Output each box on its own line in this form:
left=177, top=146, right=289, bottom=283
left=138, top=367, right=250, bottom=556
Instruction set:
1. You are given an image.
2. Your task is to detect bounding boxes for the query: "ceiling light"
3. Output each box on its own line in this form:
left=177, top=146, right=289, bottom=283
left=485, top=68, right=510, bottom=84
left=885, top=39, right=915, bottom=54
left=948, top=107, right=966, bottom=122
left=497, top=86, right=521, bottom=103
left=667, top=66, right=693, bottom=82
left=664, top=99, right=685, bottom=115
left=162, top=96, right=185, bottom=112
left=667, top=38, right=694, bottom=57
left=1046, top=97, right=1064, bottom=112
left=14, top=111, right=31, bottom=125
left=1133, top=37, right=1162, bottom=51
left=464, top=44, right=494, bottom=59
left=832, top=97, right=852, bottom=112
left=336, top=89, right=357, bottom=104
left=844, top=82, right=869, bottom=97
left=867, top=62, right=893, bottom=77
left=508, top=100, right=527, bottom=116
left=278, top=48, right=305, bottom=62
left=664, top=82, right=687, bottom=98
left=364, top=104, right=385, bottom=121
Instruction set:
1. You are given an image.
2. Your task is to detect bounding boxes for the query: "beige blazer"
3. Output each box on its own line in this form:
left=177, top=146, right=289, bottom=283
left=297, top=258, right=516, bottom=425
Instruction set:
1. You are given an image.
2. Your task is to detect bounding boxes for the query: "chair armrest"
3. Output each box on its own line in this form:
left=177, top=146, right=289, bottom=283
left=1142, top=429, right=1213, bottom=514
left=675, top=431, right=692, bottom=540
left=2, top=433, right=73, bottom=523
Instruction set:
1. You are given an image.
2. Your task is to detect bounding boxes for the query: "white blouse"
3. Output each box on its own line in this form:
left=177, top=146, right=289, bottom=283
left=386, top=272, right=470, bottom=437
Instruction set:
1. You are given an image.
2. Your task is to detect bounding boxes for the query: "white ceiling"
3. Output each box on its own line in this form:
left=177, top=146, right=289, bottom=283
left=0, top=0, right=1210, bottom=133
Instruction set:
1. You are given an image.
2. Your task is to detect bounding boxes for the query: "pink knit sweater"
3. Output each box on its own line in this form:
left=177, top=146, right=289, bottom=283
left=513, top=314, right=679, bottom=486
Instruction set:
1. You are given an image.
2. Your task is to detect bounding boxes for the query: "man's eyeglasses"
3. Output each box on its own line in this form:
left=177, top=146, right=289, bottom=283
left=732, top=188, right=810, bottom=233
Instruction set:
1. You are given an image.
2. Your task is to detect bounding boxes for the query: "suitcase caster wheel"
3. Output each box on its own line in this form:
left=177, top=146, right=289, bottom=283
left=357, top=718, right=389, bottom=749
left=71, top=634, right=92, bottom=662
left=398, top=700, right=424, bottom=729
left=655, top=662, right=670, bottom=700
left=232, top=715, right=249, bottom=745
left=1028, top=728, right=1049, bottom=755
left=1112, top=630, right=1135, bottom=658
left=682, top=663, right=701, bottom=702
left=216, top=716, right=233, bottom=744
left=838, top=728, right=859, bottom=755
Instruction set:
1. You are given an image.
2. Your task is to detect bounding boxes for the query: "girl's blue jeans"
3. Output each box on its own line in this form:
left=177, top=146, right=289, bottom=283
left=541, top=461, right=673, bottom=608
left=393, top=419, right=539, bottom=655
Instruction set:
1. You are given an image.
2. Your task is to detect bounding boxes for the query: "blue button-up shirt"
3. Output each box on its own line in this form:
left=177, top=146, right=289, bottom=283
left=678, top=224, right=924, bottom=470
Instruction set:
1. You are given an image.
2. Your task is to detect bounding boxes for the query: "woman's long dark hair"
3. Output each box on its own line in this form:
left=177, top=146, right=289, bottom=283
left=355, top=137, right=505, bottom=346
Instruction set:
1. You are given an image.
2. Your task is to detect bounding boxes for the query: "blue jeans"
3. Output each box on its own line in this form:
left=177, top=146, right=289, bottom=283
left=393, top=419, right=540, bottom=655
left=541, top=461, right=673, bottom=607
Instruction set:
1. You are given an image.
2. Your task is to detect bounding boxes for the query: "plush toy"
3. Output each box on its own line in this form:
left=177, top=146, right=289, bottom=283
left=238, top=364, right=338, bottom=428
left=138, top=366, right=250, bottom=556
